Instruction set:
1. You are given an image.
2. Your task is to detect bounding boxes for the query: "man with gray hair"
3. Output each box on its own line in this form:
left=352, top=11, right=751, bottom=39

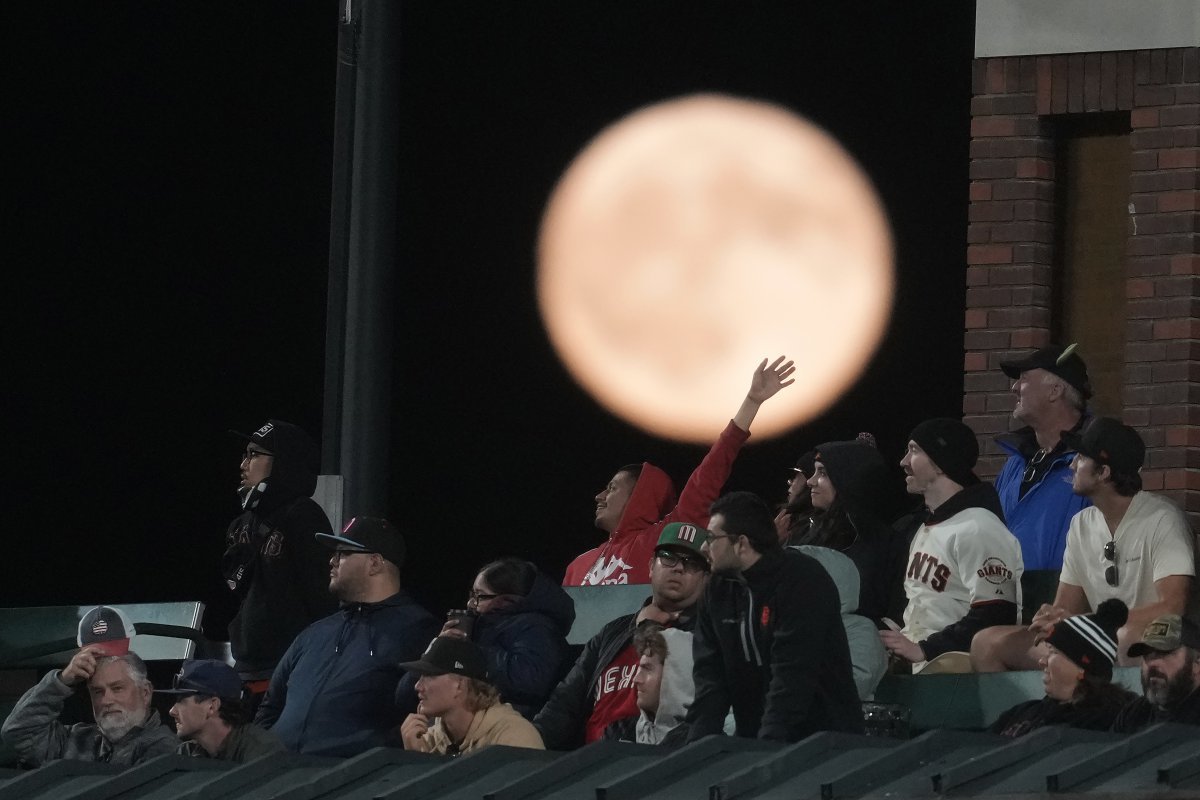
left=993, top=343, right=1093, bottom=616
left=2, top=645, right=176, bottom=766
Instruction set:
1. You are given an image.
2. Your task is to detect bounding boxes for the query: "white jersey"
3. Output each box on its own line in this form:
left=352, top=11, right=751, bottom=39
left=902, top=506, right=1024, bottom=646
left=1060, top=491, right=1195, bottom=611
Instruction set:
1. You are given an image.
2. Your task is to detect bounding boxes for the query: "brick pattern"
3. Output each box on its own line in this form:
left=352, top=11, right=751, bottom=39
left=965, top=47, right=1200, bottom=521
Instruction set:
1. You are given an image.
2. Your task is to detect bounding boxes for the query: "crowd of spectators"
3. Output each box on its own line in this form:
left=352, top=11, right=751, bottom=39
left=3, top=346, right=1198, bottom=767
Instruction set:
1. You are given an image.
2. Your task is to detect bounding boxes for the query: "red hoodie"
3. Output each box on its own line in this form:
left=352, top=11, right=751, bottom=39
left=562, top=421, right=750, bottom=586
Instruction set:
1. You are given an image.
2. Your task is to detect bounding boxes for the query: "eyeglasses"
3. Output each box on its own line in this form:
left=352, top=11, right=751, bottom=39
left=242, top=450, right=274, bottom=462
left=468, top=590, right=501, bottom=605
left=654, top=549, right=709, bottom=573
left=1103, top=540, right=1119, bottom=587
left=1022, top=448, right=1049, bottom=484
left=332, top=550, right=375, bottom=562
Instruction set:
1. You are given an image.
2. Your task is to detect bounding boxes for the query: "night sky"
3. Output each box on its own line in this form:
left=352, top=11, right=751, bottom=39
left=10, top=2, right=976, bottom=636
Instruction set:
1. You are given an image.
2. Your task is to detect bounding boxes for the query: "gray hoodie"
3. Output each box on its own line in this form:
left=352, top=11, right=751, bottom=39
left=793, top=545, right=888, bottom=700
left=636, top=627, right=695, bottom=744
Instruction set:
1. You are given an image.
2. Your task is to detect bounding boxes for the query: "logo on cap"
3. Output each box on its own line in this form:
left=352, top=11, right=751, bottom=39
left=92, top=619, right=109, bottom=635
left=254, top=422, right=275, bottom=438
left=676, top=524, right=699, bottom=543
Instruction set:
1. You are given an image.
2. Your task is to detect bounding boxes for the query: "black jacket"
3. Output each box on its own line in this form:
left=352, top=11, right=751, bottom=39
left=990, top=688, right=1134, bottom=738
left=1110, top=686, right=1200, bottom=733
left=223, top=421, right=338, bottom=676
left=687, top=547, right=863, bottom=743
left=533, top=598, right=696, bottom=751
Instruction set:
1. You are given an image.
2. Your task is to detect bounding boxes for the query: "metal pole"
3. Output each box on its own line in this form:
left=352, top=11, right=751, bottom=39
left=322, top=0, right=399, bottom=521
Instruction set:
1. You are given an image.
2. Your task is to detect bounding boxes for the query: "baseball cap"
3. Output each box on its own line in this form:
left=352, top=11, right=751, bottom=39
left=315, top=516, right=406, bottom=566
left=229, top=419, right=319, bottom=470
left=77, top=606, right=136, bottom=657
left=157, top=659, right=244, bottom=700
left=1061, top=416, right=1145, bottom=478
left=1127, top=614, right=1200, bottom=657
left=398, top=636, right=488, bottom=681
left=999, top=343, right=1092, bottom=399
left=657, top=522, right=710, bottom=556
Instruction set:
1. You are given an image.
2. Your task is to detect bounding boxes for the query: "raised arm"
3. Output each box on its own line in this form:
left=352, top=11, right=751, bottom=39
left=732, top=356, right=795, bottom=432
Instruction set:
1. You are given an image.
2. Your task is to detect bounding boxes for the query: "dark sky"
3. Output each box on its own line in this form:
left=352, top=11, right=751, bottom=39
left=9, top=2, right=975, bottom=633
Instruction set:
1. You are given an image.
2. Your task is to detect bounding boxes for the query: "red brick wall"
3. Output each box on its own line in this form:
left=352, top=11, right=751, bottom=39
left=965, top=47, right=1200, bottom=521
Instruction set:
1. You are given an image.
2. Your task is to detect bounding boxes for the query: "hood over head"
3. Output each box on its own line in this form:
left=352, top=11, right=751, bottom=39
left=232, top=419, right=320, bottom=510
left=616, top=462, right=678, bottom=533
left=812, top=440, right=887, bottom=513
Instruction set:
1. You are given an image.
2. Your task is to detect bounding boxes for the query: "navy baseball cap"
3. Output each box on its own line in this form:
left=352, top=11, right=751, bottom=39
left=157, top=660, right=244, bottom=701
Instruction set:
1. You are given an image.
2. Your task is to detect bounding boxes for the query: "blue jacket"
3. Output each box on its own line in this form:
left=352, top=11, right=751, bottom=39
left=474, top=572, right=576, bottom=718
left=994, top=429, right=1091, bottom=571
left=255, top=591, right=439, bottom=756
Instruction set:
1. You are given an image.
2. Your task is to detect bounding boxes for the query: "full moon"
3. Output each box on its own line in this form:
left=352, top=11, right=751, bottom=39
left=537, top=94, right=894, bottom=443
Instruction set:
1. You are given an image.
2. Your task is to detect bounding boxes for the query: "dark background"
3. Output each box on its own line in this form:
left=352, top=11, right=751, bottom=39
left=8, top=2, right=976, bottom=636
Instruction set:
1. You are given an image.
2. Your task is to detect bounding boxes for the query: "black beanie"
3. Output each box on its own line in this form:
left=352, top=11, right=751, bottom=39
left=908, top=418, right=979, bottom=487
left=1044, top=598, right=1128, bottom=681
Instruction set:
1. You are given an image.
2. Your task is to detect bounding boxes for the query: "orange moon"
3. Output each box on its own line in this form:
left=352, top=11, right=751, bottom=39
left=537, top=94, right=894, bottom=443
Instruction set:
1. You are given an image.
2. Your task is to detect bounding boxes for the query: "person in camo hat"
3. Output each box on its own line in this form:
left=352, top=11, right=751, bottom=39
left=1111, top=614, right=1200, bottom=732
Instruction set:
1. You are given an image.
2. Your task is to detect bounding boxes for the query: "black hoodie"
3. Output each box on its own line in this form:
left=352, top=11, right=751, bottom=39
left=222, top=420, right=338, bottom=677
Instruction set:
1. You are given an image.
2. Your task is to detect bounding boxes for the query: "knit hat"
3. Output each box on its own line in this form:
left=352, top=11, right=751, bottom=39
left=1045, top=598, right=1128, bottom=680
left=1061, top=417, right=1145, bottom=479
left=657, top=522, right=710, bottom=556
left=316, top=516, right=407, bottom=567
left=908, top=418, right=979, bottom=487
left=77, top=606, right=136, bottom=657
left=1000, top=343, right=1093, bottom=400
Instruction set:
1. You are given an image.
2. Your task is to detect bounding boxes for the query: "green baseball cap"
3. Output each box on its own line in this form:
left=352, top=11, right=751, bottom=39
left=657, top=522, right=710, bottom=556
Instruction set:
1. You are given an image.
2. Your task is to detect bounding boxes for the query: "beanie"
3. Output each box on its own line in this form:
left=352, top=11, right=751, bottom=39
left=908, top=418, right=979, bottom=487
left=1045, top=598, right=1128, bottom=681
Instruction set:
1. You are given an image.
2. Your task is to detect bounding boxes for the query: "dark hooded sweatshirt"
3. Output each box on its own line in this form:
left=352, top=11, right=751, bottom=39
left=223, top=420, right=338, bottom=677
left=798, top=440, right=900, bottom=622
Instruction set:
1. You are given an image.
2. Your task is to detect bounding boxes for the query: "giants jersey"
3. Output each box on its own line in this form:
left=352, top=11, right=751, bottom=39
left=901, top=506, right=1024, bottom=645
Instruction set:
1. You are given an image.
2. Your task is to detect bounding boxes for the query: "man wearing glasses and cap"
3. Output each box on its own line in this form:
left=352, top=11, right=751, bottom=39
left=973, top=417, right=1193, bottom=672
left=535, top=522, right=710, bottom=750
left=992, top=344, right=1094, bottom=617
left=160, top=660, right=283, bottom=762
left=222, top=419, right=338, bottom=708
left=1112, top=613, right=1200, bottom=732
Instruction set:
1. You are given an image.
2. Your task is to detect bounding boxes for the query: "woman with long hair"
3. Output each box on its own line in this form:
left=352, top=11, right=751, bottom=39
left=798, top=436, right=898, bottom=622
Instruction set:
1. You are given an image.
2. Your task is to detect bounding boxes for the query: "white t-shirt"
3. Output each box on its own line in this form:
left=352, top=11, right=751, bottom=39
left=1059, top=491, right=1195, bottom=611
left=902, top=507, right=1024, bottom=646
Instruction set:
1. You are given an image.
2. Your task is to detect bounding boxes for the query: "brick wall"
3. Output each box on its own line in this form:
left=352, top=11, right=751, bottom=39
left=965, top=47, right=1200, bottom=522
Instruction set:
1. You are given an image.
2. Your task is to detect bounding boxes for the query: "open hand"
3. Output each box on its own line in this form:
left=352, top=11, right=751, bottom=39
left=747, top=356, right=796, bottom=404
